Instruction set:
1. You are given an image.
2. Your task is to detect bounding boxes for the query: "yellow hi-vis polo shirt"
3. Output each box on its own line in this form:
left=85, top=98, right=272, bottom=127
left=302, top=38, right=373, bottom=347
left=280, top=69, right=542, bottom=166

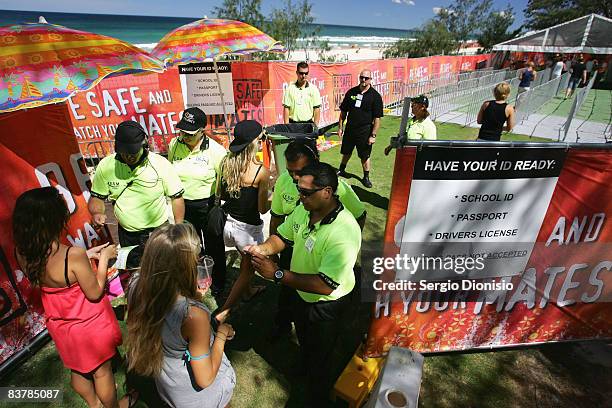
left=271, top=170, right=366, bottom=220
left=167, top=136, right=227, bottom=200
left=407, top=116, right=437, bottom=140
left=91, top=153, right=184, bottom=232
left=282, top=81, right=322, bottom=122
left=276, top=203, right=361, bottom=302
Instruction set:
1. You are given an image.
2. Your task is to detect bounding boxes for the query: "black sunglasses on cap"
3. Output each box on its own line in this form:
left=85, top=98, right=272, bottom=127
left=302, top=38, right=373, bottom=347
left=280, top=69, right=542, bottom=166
left=297, top=186, right=325, bottom=197
left=360, top=76, right=371, bottom=80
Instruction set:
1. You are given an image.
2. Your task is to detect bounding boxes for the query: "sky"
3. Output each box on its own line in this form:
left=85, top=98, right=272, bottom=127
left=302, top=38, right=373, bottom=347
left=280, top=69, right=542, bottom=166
left=2, top=0, right=529, bottom=30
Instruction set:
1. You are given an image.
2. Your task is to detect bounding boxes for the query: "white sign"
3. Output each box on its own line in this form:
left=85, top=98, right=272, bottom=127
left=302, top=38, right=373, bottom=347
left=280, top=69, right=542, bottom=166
left=179, top=62, right=236, bottom=115
left=395, top=147, right=567, bottom=281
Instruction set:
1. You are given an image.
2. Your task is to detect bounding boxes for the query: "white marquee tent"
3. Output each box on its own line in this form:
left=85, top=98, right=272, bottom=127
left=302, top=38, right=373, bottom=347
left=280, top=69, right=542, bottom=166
left=493, top=14, right=612, bottom=54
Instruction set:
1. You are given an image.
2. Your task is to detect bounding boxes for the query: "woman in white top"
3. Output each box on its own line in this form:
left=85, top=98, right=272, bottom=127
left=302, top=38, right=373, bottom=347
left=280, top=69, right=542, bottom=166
left=552, top=55, right=564, bottom=79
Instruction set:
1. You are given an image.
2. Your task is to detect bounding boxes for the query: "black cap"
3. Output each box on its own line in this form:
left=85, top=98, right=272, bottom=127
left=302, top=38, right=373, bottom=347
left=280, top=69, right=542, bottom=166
left=177, top=107, right=207, bottom=133
left=115, top=121, right=146, bottom=154
left=412, top=94, right=429, bottom=108
left=229, top=120, right=263, bottom=153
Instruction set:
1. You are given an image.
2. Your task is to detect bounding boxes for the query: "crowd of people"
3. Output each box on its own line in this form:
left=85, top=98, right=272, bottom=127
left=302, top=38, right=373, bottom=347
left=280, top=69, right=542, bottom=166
left=13, top=55, right=600, bottom=406
left=12, top=62, right=389, bottom=408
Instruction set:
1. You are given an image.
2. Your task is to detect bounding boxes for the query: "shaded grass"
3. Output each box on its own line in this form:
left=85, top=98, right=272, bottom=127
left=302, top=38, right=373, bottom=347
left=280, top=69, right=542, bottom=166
left=1, top=118, right=609, bottom=408
left=536, top=89, right=612, bottom=123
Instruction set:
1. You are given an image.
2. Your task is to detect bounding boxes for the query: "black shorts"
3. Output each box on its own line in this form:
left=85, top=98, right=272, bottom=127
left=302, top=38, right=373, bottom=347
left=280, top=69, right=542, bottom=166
left=341, top=130, right=372, bottom=159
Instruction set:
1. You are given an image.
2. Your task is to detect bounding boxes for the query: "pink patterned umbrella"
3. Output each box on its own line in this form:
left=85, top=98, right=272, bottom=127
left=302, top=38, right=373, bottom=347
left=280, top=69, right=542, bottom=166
left=151, top=18, right=286, bottom=64
left=0, top=22, right=165, bottom=113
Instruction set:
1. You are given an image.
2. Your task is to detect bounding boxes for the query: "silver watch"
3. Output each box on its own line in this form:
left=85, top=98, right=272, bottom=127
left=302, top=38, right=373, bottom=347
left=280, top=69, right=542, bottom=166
left=274, top=269, right=284, bottom=284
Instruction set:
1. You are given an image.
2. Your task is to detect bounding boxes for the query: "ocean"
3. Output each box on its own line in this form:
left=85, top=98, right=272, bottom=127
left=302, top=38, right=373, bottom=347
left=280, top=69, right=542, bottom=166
left=0, top=9, right=416, bottom=49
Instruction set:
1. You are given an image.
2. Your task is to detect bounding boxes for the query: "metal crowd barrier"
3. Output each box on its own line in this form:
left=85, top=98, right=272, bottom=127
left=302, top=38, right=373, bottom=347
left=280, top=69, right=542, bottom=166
left=514, top=73, right=568, bottom=124
left=461, top=71, right=515, bottom=125
left=560, top=74, right=598, bottom=142
left=428, top=70, right=515, bottom=121
left=402, top=68, right=507, bottom=99
left=457, top=67, right=494, bottom=82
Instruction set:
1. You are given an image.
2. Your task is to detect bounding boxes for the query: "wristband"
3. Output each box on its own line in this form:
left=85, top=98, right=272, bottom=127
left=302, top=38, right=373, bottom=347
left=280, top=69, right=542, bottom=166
left=371, top=134, right=377, bottom=138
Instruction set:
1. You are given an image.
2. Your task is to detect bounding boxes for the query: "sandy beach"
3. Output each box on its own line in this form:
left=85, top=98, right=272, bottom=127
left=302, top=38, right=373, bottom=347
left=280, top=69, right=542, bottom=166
left=289, top=46, right=385, bottom=62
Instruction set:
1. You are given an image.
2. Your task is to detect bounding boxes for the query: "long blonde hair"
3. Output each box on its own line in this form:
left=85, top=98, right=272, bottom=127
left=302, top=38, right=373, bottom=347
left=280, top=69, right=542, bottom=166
left=126, top=224, right=200, bottom=377
left=221, top=140, right=259, bottom=198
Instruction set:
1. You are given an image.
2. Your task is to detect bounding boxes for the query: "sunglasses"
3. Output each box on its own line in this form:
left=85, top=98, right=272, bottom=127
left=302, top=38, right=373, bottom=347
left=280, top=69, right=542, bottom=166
left=297, top=71, right=309, bottom=76
left=297, top=186, right=325, bottom=197
left=360, top=76, right=371, bottom=81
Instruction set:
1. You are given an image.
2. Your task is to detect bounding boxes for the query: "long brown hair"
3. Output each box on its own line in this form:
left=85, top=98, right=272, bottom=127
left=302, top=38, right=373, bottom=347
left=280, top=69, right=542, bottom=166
left=221, top=140, right=259, bottom=198
left=12, top=187, right=70, bottom=286
left=126, top=224, right=200, bottom=376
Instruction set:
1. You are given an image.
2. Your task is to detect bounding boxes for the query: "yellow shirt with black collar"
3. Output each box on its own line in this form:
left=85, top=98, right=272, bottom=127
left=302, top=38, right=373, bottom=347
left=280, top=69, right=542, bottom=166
left=282, top=81, right=322, bottom=122
left=91, top=152, right=184, bottom=232
left=276, top=202, right=361, bottom=303
left=167, top=136, right=227, bottom=200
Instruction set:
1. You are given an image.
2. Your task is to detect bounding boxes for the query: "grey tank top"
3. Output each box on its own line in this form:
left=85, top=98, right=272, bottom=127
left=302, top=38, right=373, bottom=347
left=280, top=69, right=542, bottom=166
left=156, top=297, right=236, bottom=408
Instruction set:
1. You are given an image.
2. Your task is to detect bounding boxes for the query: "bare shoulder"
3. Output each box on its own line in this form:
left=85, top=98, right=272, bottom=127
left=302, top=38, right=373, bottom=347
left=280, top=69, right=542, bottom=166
left=258, top=165, right=270, bottom=180
left=69, top=247, right=88, bottom=263
left=184, top=305, right=210, bottom=330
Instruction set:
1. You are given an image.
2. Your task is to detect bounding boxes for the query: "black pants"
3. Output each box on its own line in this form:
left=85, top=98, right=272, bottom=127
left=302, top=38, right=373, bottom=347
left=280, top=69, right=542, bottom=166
left=274, top=247, right=294, bottom=329
left=289, top=289, right=350, bottom=405
left=185, top=196, right=226, bottom=290
left=184, top=197, right=214, bottom=249
left=184, top=197, right=227, bottom=291
left=117, top=224, right=159, bottom=269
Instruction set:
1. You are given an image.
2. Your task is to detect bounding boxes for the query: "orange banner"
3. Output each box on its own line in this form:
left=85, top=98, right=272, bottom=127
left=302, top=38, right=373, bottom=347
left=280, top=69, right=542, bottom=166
left=364, top=147, right=612, bottom=356
left=0, top=103, right=111, bottom=365
left=67, top=55, right=492, bottom=156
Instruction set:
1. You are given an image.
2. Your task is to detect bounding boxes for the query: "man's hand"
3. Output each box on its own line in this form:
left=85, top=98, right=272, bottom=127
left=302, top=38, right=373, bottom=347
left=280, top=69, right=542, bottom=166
left=92, top=213, right=106, bottom=226
left=250, top=252, right=278, bottom=280
left=338, top=127, right=343, bottom=138
left=368, top=136, right=376, bottom=145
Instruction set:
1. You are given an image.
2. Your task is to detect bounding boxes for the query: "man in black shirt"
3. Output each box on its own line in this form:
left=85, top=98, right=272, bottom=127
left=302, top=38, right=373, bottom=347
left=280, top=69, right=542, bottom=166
left=565, top=56, right=588, bottom=99
left=337, top=69, right=383, bottom=188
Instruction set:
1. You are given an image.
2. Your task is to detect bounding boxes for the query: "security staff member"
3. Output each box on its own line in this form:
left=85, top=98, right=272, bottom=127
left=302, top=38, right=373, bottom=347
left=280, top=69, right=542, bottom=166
left=283, top=61, right=321, bottom=125
left=169, top=109, right=227, bottom=236
left=337, top=69, right=383, bottom=188
left=384, top=95, right=436, bottom=155
left=269, top=140, right=366, bottom=340
left=245, top=162, right=361, bottom=406
left=89, top=121, right=185, bottom=249
left=168, top=107, right=228, bottom=293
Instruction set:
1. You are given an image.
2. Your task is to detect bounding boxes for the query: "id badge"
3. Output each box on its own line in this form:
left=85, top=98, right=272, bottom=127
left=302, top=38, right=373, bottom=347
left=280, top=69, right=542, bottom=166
left=355, top=94, right=363, bottom=108
left=305, top=236, right=316, bottom=253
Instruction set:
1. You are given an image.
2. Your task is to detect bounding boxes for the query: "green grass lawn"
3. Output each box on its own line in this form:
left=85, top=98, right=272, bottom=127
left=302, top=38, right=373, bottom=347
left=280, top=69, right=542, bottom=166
left=1, top=118, right=608, bottom=408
